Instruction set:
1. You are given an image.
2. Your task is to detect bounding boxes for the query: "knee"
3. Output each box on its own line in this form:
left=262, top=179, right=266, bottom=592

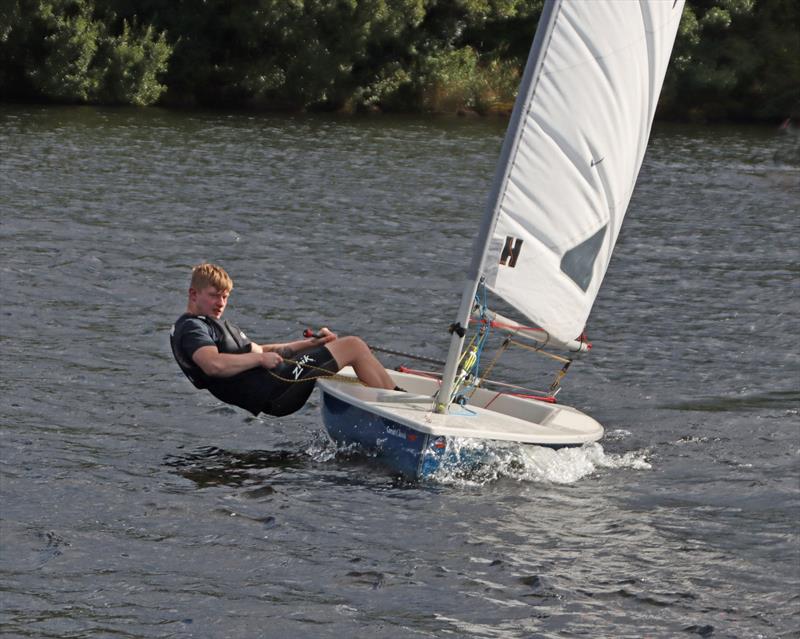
left=340, top=335, right=369, bottom=355
left=330, top=336, right=371, bottom=364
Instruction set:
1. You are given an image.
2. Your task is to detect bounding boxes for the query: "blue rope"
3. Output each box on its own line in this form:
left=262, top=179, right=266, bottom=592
left=448, top=405, right=477, bottom=417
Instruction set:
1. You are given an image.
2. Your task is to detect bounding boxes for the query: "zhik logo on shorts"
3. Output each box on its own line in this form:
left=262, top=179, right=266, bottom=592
left=293, top=355, right=314, bottom=380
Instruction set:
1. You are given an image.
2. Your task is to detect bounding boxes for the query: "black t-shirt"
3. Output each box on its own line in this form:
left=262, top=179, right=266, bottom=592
left=171, top=314, right=273, bottom=415
left=178, top=316, right=252, bottom=361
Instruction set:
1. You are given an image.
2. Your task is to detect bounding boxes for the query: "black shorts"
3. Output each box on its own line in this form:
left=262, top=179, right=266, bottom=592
left=260, top=346, right=339, bottom=417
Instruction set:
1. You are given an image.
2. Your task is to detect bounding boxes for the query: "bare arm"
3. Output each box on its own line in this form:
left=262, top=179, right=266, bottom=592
left=252, top=328, right=337, bottom=359
left=192, top=329, right=336, bottom=378
left=192, top=345, right=283, bottom=378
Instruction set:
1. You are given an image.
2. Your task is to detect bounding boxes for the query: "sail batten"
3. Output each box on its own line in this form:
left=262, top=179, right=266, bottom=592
left=476, top=0, right=684, bottom=343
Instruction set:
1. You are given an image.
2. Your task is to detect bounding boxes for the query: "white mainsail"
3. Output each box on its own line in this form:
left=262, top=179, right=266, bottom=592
left=478, top=0, right=684, bottom=344
left=437, top=0, right=684, bottom=410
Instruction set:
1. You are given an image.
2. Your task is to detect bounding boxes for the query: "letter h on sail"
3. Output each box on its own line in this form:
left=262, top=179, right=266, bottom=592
left=500, top=236, right=523, bottom=267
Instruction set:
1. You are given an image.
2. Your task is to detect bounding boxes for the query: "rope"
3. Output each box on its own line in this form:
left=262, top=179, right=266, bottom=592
left=457, top=282, right=576, bottom=401
left=467, top=337, right=511, bottom=399
left=265, top=357, right=365, bottom=386
left=450, top=284, right=492, bottom=404
left=367, top=344, right=444, bottom=366
left=398, top=365, right=555, bottom=399
left=506, top=337, right=572, bottom=363
left=304, top=327, right=445, bottom=366
left=447, top=331, right=481, bottom=404
left=549, top=361, right=571, bottom=393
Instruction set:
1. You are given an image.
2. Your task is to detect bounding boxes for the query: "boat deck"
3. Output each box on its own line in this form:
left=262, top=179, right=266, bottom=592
left=318, top=368, right=603, bottom=446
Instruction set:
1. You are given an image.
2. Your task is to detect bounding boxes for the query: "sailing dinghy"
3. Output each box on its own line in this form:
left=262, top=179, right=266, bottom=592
left=319, top=0, right=685, bottom=479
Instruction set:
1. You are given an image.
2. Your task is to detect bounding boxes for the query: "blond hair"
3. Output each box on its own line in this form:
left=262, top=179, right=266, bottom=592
left=190, top=263, right=233, bottom=292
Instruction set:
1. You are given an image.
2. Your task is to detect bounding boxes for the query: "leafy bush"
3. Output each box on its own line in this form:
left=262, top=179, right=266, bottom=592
left=1, top=0, right=170, bottom=106
left=1, top=0, right=796, bottom=120
left=98, top=20, right=171, bottom=106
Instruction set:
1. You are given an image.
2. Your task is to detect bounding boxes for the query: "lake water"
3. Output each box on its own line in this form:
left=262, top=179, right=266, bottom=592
left=1, top=104, right=798, bottom=638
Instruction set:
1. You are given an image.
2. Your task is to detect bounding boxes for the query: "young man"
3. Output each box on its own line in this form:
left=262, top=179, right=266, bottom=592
left=170, top=262, right=396, bottom=416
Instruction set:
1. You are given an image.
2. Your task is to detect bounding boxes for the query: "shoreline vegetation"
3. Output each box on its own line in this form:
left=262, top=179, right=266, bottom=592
left=1, top=1, right=797, bottom=123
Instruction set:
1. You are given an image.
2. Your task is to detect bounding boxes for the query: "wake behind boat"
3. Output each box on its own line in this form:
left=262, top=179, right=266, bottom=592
left=319, top=0, right=685, bottom=479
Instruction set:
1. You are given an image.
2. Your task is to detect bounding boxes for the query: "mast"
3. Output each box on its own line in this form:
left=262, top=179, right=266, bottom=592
left=435, top=0, right=562, bottom=413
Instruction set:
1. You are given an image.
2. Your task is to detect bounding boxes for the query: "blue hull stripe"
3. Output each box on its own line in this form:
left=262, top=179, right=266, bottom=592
left=321, top=390, right=445, bottom=478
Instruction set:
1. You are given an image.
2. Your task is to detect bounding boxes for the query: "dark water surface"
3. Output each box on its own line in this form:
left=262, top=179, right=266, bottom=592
left=1, top=105, right=798, bottom=638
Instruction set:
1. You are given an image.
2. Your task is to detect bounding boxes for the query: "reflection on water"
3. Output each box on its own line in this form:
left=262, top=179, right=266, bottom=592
left=164, top=446, right=309, bottom=488
left=662, top=389, right=800, bottom=412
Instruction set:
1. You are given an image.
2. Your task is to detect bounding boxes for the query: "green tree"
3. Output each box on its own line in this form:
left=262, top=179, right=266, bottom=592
left=0, top=0, right=171, bottom=105
left=29, top=0, right=104, bottom=101
left=169, top=0, right=428, bottom=110
left=97, top=19, right=171, bottom=105
left=388, top=0, right=536, bottom=113
left=662, top=0, right=800, bottom=121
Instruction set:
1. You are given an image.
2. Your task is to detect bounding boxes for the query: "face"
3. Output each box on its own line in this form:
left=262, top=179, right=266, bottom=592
left=191, top=285, right=230, bottom=319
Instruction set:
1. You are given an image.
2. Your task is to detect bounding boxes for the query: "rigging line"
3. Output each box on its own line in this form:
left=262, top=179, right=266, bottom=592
left=397, top=365, right=554, bottom=398
left=458, top=340, right=491, bottom=400
left=478, top=377, right=553, bottom=397
left=301, top=327, right=444, bottom=367
left=478, top=338, right=510, bottom=387
left=367, top=345, right=445, bottom=367
left=468, top=281, right=492, bottom=382
left=448, top=332, right=481, bottom=403
left=506, top=337, right=572, bottom=363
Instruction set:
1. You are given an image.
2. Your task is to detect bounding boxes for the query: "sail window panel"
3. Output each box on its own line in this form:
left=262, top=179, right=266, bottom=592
left=560, top=225, right=608, bottom=292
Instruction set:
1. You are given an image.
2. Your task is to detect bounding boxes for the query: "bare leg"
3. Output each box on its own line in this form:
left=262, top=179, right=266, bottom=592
left=325, top=336, right=395, bottom=389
